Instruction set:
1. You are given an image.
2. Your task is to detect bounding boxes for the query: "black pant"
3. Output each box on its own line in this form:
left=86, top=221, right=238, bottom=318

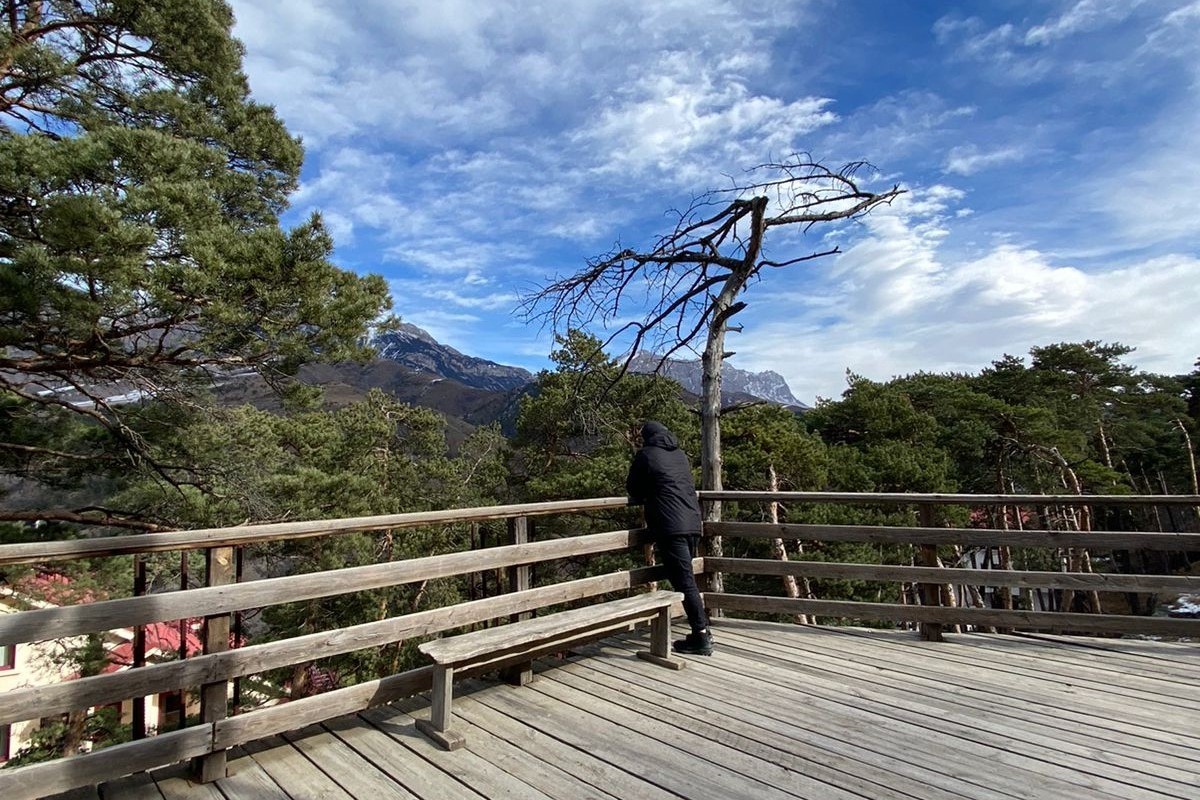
left=656, top=533, right=709, bottom=634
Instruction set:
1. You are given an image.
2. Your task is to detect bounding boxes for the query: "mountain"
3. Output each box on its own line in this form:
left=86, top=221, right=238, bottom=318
left=629, top=352, right=808, bottom=409
left=213, top=360, right=527, bottom=447
left=211, top=326, right=807, bottom=448
left=372, top=323, right=533, bottom=393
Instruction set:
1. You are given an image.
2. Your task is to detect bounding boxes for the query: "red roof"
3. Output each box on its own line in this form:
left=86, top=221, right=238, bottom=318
left=12, top=571, right=106, bottom=606
left=103, top=620, right=206, bottom=673
left=9, top=571, right=237, bottom=676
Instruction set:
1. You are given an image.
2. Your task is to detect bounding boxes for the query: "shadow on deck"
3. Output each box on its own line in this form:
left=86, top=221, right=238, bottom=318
left=66, top=619, right=1200, bottom=800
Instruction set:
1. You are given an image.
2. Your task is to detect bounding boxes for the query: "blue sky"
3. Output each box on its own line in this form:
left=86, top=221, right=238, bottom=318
left=228, top=0, right=1199, bottom=402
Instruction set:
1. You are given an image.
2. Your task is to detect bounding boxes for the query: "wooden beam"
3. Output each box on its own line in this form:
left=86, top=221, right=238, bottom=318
left=0, top=725, right=212, bottom=800
left=0, top=565, right=667, bottom=726
left=0, top=496, right=633, bottom=566
left=706, top=521, right=1200, bottom=550
left=699, top=490, right=1200, bottom=506
left=0, top=529, right=654, bottom=646
left=704, top=557, right=1200, bottom=593
left=501, top=516, right=533, bottom=685
left=213, top=668, right=432, bottom=750
left=704, top=594, right=1200, bottom=636
left=195, top=546, right=235, bottom=783
left=917, top=505, right=943, bottom=643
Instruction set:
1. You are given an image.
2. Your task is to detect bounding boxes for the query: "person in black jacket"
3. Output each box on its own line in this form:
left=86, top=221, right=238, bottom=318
left=626, top=420, right=713, bottom=655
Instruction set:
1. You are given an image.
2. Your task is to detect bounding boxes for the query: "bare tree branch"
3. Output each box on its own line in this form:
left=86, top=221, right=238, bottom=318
left=520, top=153, right=905, bottom=596
left=0, top=508, right=169, bottom=532
left=521, top=154, right=903, bottom=378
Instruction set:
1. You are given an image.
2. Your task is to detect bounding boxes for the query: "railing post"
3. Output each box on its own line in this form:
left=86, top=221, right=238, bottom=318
left=194, top=545, right=234, bottom=782
left=701, top=512, right=724, bottom=618
left=917, top=505, right=944, bottom=642
left=232, top=547, right=244, bottom=713
left=642, top=539, right=658, bottom=593
left=502, top=517, right=533, bottom=685
left=131, top=555, right=147, bottom=740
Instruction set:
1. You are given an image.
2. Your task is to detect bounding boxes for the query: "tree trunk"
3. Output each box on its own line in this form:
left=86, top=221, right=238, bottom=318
left=700, top=316, right=725, bottom=598
left=1176, top=419, right=1200, bottom=530
left=768, top=464, right=806, bottom=624
left=1097, top=416, right=1114, bottom=469
left=935, top=554, right=962, bottom=634
left=699, top=196, right=767, bottom=602
left=62, top=710, right=88, bottom=756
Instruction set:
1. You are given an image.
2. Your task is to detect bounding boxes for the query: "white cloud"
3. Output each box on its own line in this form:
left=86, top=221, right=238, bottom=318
left=1142, top=2, right=1200, bottom=69
left=230, top=0, right=838, bottom=286
left=230, top=0, right=809, bottom=150
left=1025, top=0, right=1140, bottom=45
left=1087, top=102, right=1200, bottom=246
left=390, top=280, right=515, bottom=312
left=822, top=91, right=976, bottom=167
left=944, top=145, right=1029, bottom=176
left=577, top=51, right=838, bottom=182
left=733, top=193, right=1200, bottom=401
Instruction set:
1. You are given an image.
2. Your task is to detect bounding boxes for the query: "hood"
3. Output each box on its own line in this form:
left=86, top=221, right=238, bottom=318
left=641, top=421, right=679, bottom=450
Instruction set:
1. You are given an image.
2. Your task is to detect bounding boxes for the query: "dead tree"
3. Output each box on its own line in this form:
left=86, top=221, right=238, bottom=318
left=523, top=156, right=902, bottom=592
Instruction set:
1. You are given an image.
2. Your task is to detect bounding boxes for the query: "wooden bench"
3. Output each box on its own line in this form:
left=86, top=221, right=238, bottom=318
left=415, top=589, right=685, bottom=750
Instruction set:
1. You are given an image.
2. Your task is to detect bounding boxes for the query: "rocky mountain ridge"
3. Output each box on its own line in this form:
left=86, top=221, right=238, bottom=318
left=628, top=352, right=808, bottom=409
left=372, top=323, right=533, bottom=393
left=370, top=323, right=807, bottom=409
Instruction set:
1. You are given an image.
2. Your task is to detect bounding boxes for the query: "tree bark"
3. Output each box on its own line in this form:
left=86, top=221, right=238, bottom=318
left=767, top=464, right=806, bottom=624
left=1176, top=419, right=1200, bottom=528
left=699, top=197, right=767, bottom=599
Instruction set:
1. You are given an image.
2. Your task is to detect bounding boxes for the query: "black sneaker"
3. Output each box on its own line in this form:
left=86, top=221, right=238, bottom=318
left=672, top=630, right=713, bottom=656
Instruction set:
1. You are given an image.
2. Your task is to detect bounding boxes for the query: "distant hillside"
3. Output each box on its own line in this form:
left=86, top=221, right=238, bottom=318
left=372, top=323, right=533, bottom=393
left=212, top=361, right=526, bottom=448
left=629, top=353, right=808, bottom=409
left=209, top=326, right=808, bottom=448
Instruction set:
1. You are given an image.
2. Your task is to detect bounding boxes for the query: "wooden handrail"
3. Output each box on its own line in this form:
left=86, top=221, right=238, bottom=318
left=0, top=565, right=665, bottom=727
left=706, top=521, right=1200, bottom=550
left=0, top=529, right=651, bottom=645
left=700, top=490, right=1200, bottom=506
left=0, top=496, right=632, bottom=566
left=704, top=557, right=1200, bottom=593
left=705, top=594, right=1200, bottom=637
left=6, top=491, right=1196, bottom=567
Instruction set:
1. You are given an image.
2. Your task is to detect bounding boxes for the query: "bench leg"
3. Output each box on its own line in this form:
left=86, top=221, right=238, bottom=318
left=501, top=660, right=533, bottom=686
left=636, top=607, right=685, bottom=670
left=416, top=666, right=466, bottom=750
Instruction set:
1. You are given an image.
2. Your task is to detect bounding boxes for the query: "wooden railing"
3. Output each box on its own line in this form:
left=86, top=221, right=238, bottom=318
left=702, top=491, right=1200, bottom=641
left=0, top=497, right=653, bottom=799
left=1, top=491, right=1198, bottom=798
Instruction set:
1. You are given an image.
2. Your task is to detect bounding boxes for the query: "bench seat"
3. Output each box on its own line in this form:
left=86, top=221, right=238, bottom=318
left=416, top=590, right=684, bottom=749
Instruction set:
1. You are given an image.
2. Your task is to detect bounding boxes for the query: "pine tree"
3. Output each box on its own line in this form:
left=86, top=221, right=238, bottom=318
left=0, top=1, right=391, bottom=529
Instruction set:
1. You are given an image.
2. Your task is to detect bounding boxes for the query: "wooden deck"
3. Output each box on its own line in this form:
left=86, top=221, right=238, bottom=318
left=63, top=618, right=1200, bottom=800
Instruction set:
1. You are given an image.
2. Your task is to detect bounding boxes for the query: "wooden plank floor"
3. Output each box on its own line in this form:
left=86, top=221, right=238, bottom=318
left=64, top=620, right=1200, bottom=799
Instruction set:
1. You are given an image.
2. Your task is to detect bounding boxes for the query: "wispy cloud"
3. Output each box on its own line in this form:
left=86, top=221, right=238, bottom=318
left=737, top=209, right=1200, bottom=402
left=576, top=51, right=838, bottom=183
left=943, top=145, right=1029, bottom=176
left=1025, top=0, right=1141, bottom=45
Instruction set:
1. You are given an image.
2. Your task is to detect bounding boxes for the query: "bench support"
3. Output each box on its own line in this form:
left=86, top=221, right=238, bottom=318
left=636, top=606, right=686, bottom=670
left=500, top=660, right=533, bottom=686
left=415, top=665, right=465, bottom=751
left=416, top=591, right=684, bottom=750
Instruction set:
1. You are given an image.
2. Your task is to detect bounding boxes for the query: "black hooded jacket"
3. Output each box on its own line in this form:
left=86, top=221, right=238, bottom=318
left=626, top=421, right=703, bottom=536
